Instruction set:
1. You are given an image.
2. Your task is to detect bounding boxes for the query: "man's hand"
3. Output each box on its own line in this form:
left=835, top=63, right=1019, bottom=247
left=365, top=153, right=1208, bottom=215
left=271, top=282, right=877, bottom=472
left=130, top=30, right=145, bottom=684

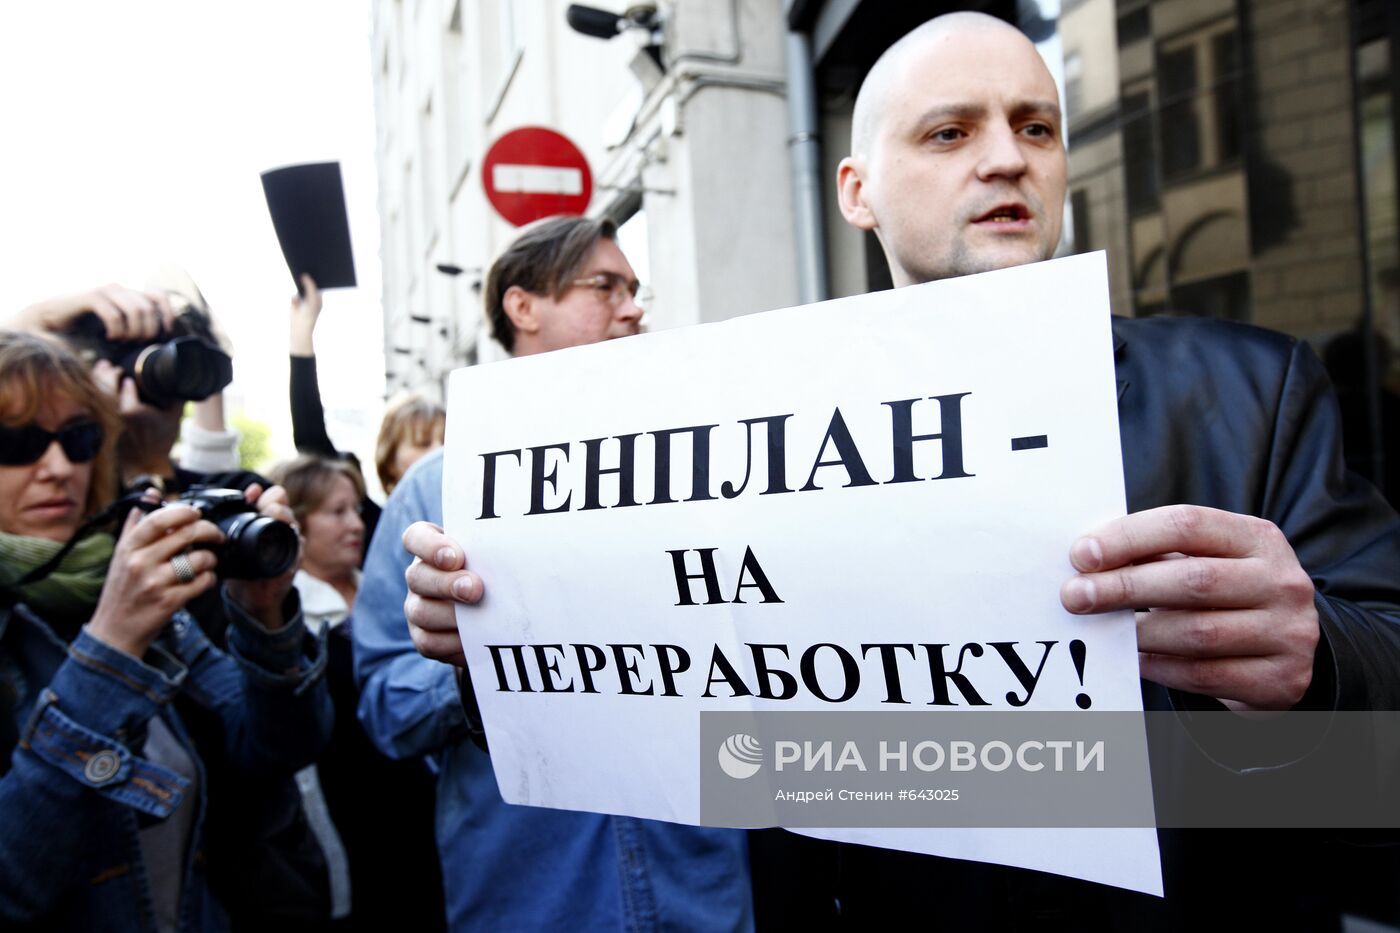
left=14, top=284, right=175, bottom=341
left=1060, top=504, right=1319, bottom=712
left=92, top=358, right=183, bottom=474
left=289, top=274, right=323, bottom=357
left=402, top=521, right=483, bottom=667
left=91, top=359, right=145, bottom=418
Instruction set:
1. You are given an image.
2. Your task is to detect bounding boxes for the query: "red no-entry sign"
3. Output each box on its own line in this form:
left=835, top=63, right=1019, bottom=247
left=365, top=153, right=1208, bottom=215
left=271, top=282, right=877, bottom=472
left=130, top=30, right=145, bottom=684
left=481, top=127, right=593, bottom=227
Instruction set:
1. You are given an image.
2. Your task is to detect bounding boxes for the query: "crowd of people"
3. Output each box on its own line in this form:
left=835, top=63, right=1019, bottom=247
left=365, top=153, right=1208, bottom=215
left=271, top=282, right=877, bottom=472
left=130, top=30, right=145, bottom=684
left=0, top=263, right=446, bottom=931
left=3, top=10, right=1400, bottom=933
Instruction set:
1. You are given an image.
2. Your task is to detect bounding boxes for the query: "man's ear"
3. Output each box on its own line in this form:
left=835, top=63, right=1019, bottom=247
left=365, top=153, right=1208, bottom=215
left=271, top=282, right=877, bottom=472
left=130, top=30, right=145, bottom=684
left=502, top=285, right=540, bottom=335
left=837, top=157, right=877, bottom=231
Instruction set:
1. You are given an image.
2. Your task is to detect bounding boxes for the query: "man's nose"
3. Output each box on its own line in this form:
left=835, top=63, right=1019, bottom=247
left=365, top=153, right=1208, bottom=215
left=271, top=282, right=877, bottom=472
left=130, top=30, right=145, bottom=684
left=615, top=292, right=644, bottom=324
left=975, top=122, right=1029, bottom=181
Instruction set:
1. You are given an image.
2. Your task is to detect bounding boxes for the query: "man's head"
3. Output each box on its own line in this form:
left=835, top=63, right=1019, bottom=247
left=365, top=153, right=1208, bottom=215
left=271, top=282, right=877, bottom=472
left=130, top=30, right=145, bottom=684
left=485, top=215, right=643, bottom=356
left=837, top=12, right=1067, bottom=286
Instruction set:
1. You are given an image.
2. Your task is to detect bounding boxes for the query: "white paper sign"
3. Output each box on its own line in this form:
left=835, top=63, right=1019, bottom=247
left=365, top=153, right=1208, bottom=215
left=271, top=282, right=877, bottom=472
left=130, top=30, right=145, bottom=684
left=444, top=252, right=1162, bottom=896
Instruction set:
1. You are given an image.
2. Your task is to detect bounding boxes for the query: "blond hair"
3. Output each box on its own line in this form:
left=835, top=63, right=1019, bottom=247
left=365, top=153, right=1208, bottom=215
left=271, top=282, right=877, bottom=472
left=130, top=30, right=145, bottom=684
left=375, top=392, right=445, bottom=493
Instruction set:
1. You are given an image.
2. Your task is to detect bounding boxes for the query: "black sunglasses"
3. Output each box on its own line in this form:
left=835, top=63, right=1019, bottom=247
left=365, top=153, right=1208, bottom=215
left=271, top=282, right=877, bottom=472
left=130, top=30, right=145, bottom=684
left=0, top=421, right=105, bottom=467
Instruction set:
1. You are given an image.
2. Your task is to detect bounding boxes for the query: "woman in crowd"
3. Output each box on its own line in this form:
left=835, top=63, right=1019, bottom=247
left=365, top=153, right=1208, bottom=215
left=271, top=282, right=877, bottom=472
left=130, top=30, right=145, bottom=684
left=269, top=455, right=445, bottom=932
left=0, top=330, right=330, bottom=932
left=288, top=275, right=382, bottom=547
left=374, top=391, right=445, bottom=496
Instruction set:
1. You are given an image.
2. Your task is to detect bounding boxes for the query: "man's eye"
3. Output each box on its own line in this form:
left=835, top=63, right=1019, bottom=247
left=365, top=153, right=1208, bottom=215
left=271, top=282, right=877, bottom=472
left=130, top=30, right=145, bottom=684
left=930, top=128, right=964, bottom=143
left=1023, top=123, right=1054, bottom=138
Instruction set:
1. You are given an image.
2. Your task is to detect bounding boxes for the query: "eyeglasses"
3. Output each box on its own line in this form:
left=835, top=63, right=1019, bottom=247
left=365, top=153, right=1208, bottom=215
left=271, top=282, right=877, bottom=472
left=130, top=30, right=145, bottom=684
left=0, top=421, right=104, bottom=467
left=569, top=272, right=645, bottom=308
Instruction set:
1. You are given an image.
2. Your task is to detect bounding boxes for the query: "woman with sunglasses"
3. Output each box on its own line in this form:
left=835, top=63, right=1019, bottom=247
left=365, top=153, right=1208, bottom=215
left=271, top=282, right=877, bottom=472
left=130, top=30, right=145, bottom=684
left=0, top=330, right=331, bottom=932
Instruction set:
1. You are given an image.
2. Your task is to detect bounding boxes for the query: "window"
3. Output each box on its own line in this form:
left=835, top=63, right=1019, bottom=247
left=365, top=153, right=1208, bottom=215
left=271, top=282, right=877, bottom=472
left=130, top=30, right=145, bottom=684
left=1158, top=46, right=1201, bottom=180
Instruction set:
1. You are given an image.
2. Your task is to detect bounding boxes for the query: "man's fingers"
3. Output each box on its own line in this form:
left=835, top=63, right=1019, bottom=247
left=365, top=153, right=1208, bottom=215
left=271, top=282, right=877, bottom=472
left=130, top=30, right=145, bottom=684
left=405, top=594, right=462, bottom=633
left=1134, top=608, right=1278, bottom=658
left=150, top=290, right=176, bottom=333
left=111, top=289, right=158, bottom=340
left=91, top=359, right=121, bottom=394
left=118, top=376, right=141, bottom=414
left=405, top=558, right=481, bottom=604
left=1061, top=556, right=1273, bottom=613
left=1134, top=551, right=1190, bottom=565
left=1138, top=652, right=1312, bottom=711
left=1138, top=653, right=1256, bottom=701
left=1071, top=505, right=1268, bottom=572
left=88, top=293, right=129, bottom=340
left=409, top=623, right=467, bottom=667
left=406, top=599, right=468, bottom=667
left=401, top=521, right=464, bottom=571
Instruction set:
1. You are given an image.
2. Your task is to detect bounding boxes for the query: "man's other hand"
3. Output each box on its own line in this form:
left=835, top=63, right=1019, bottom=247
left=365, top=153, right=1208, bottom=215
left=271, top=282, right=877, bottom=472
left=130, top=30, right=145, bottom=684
left=15, top=284, right=175, bottom=341
left=403, top=521, right=482, bottom=667
left=1060, top=504, right=1319, bottom=712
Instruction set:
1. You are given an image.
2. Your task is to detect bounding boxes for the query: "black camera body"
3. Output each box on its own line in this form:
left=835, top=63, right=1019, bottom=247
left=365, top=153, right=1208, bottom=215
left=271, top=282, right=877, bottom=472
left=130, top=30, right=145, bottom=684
left=65, top=313, right=233, bottom=409
left=167, top=488, right=299, bottom=580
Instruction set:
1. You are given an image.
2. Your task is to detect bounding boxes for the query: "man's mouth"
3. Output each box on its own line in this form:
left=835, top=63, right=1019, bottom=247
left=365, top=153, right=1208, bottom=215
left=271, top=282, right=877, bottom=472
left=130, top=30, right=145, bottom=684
left=974, top=204, right=1031, bottom=224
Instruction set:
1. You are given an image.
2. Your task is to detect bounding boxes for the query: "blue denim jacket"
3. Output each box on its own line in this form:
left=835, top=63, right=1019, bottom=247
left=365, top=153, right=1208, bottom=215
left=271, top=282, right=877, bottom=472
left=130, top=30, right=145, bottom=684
left=0, top=587, right=331, bottom=932
left=354, top=449, right=753, bottom=931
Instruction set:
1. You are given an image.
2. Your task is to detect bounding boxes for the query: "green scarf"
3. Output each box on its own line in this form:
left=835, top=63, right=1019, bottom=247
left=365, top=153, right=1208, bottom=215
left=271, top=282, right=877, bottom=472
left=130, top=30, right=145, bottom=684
left=0, top=530, right=114, bottom=626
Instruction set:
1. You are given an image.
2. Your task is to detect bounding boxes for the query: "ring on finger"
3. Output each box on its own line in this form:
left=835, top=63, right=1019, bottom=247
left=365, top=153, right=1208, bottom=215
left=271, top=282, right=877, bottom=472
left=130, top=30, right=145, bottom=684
left=171, top=552, right=196, bottom=585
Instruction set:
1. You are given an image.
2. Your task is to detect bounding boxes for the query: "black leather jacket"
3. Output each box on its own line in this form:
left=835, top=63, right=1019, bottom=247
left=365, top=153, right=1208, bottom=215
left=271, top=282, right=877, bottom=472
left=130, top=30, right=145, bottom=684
left=806, top=316, right=1400, bottom=930
left=1114, top=315, right=1400, bottom=715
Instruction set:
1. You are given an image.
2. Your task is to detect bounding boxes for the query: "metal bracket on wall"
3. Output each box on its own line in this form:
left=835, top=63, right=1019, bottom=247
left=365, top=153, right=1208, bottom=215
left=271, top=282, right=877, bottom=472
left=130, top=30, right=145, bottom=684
left=598, top=183, right=676, bottom=196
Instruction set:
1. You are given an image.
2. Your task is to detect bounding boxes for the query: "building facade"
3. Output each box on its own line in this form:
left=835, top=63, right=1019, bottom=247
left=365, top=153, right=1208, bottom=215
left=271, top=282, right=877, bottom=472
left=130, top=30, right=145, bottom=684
left=371, top=0, right=1400, bottom=502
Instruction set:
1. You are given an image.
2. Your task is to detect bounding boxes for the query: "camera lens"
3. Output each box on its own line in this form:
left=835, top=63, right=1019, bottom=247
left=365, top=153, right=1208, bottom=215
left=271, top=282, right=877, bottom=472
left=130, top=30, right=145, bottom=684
left=216, top=513, right=298, bottom=579
left=135, top=337, right=234, bottom=407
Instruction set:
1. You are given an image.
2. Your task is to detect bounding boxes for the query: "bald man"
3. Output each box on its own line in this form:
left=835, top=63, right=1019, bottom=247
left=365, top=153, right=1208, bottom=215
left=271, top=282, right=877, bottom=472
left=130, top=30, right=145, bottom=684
left=835, top=10, right=1340, bottom=712
left=822, top=12, right=1400, bottom=927
left=840, top=12, right=1067, bottom=287
left=398, top=12, right=1400, bottom=927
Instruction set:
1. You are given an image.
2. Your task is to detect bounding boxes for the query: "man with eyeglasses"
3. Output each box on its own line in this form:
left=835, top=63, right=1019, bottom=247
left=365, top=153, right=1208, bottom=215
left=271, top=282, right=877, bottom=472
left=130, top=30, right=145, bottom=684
left=480, top=220, right=644, bottom=356
left=352, top=215, right=753, bottom=931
